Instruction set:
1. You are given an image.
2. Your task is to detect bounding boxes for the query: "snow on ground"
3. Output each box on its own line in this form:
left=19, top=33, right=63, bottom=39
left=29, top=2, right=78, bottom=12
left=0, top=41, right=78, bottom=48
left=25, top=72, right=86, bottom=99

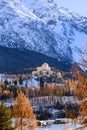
left=36, top=123, right=81, bottom=130
left=11, top=117, right=81, bottom=130
left=0, top=74, right=5, bottom=81
left=0, top=74, right=39, bottom=88
left=18, top=77, right=39, bottom=88
left=70, top=30, right=87, bottom=63
left=30, top=96, right=77, bottom=106
left=11, top=118, right=81, bottom=130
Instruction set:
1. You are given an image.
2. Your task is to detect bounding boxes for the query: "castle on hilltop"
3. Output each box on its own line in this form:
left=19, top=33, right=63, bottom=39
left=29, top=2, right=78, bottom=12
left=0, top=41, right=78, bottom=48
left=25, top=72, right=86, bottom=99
left=37, top=63, right=51, bottom=72
left=32, top=63, right=51, bottom=76
left=32, top=63, right=62, bottom=78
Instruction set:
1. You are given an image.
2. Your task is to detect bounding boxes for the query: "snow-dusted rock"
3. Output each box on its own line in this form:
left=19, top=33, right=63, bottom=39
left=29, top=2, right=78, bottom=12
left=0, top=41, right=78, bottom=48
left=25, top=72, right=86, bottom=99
left=0, top=0, right=87, bottom=63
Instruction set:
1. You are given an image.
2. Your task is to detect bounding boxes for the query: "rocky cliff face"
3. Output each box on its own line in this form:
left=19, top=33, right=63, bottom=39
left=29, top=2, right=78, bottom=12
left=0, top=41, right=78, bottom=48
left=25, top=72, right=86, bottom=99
left=0, top=0, right=87, bottom=64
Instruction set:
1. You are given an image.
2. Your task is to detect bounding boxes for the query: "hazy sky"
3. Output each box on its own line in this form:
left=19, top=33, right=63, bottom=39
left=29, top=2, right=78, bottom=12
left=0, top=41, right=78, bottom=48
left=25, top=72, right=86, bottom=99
left=55, top=0, right=87, bottom=16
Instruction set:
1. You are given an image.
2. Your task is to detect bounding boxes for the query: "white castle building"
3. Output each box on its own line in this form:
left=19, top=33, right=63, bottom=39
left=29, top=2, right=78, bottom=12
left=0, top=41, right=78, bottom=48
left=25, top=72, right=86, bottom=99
left=32, top=63, right=52, bottom=76
left=32, top=63, right=62, bottom=78
left=37, top=63, right=51, bottom=72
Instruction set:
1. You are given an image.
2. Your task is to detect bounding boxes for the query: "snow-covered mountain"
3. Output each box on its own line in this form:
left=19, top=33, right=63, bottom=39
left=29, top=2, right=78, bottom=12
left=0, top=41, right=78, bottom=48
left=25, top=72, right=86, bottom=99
left=0, top=0, right=87, bottom=63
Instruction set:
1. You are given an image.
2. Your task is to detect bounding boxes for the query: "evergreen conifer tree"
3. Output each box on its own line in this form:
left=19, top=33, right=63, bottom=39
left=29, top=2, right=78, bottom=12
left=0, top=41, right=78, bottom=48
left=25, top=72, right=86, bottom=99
left=0, top=103, right=13, bottom=130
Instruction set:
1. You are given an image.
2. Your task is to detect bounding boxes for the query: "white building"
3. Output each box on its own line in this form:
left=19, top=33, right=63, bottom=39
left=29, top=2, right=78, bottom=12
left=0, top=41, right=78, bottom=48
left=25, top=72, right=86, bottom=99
left=32, top=63, right=51, bottom=76
left=37, top=63, right=51, bottom=71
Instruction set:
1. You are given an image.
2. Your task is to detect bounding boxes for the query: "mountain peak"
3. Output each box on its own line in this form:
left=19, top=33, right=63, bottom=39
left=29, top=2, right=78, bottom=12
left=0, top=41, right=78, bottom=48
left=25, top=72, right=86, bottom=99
left=0, top=0, right=87, bottom=65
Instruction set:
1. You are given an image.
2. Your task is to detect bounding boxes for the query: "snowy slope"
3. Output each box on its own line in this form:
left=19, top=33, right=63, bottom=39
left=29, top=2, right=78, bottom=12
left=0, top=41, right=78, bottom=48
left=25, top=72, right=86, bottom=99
left=21, top=0, right=87, bottom=62
left=0, top=0, right=61, bottom=59
left=0, top=0, right=87, bottom=64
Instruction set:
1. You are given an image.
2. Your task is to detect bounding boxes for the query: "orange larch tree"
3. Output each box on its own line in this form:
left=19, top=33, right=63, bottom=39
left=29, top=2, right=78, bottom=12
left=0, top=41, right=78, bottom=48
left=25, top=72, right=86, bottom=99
left=13, top=91, right=36, bottom=130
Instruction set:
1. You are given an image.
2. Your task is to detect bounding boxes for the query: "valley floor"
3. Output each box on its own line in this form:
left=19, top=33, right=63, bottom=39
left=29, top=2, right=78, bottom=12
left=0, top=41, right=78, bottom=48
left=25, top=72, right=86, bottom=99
left=36, top=122, right=81, bottom=130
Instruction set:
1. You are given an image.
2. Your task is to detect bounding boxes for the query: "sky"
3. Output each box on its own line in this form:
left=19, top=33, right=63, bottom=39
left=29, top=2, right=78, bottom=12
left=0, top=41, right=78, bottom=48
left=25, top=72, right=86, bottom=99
left=55, top=0, right=87, bottom=16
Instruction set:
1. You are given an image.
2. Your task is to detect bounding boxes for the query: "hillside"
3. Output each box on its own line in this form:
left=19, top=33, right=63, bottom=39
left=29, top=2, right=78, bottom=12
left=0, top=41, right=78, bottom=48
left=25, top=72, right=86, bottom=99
left=0, top=46, right=71, bottom=73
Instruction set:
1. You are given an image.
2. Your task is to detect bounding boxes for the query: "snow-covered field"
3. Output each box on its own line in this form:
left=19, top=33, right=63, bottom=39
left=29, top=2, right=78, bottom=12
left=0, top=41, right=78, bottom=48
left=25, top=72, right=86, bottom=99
left=36, top=123, right=80, bottom=130
left=11, top=119, right=81, bottom=130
